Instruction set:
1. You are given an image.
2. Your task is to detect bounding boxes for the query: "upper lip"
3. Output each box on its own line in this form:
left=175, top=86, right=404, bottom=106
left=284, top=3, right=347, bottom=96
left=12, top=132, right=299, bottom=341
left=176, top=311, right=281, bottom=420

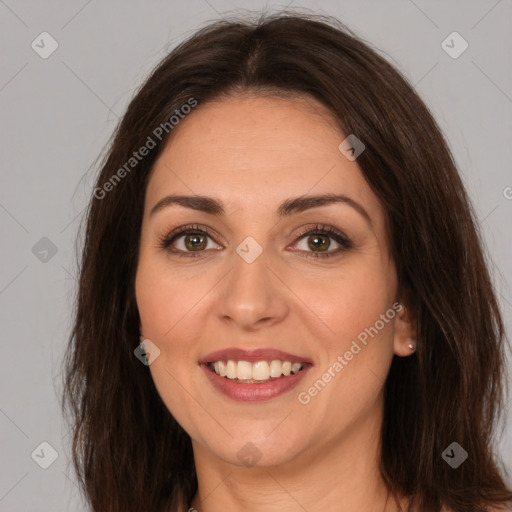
left=199, top=348, right=312, bottom=364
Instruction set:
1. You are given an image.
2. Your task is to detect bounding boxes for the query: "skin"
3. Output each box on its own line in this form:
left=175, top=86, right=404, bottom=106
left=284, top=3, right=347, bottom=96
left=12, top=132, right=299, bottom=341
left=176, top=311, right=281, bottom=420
left=135, top=93, right=417, bottom=512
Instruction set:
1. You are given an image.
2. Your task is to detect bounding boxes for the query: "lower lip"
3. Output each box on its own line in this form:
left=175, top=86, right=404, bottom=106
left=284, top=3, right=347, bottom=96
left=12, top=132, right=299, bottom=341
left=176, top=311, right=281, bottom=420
left=200, top=363, right=311, bottom=402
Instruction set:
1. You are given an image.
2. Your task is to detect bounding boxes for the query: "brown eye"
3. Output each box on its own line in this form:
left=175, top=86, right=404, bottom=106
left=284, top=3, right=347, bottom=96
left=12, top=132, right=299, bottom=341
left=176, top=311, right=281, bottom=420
left=293, top=224, right=353, bottom=259
left=306, top=234, right=331, bottom=252
left=167, top=231, right=217, bottom=253
left=183, top=233, right=208, bottom=251
left=159, top=225, right=221, bottom=257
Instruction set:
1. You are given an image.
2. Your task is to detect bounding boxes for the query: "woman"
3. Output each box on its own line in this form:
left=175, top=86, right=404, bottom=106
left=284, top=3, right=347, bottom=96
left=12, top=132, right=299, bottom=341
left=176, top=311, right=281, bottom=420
left=62, top=11, right=512, bottom=512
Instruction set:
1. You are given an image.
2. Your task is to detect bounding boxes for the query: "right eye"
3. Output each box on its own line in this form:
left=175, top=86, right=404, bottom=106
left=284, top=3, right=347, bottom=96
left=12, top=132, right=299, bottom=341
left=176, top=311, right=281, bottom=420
left=158, top=224, right=222, bottom=257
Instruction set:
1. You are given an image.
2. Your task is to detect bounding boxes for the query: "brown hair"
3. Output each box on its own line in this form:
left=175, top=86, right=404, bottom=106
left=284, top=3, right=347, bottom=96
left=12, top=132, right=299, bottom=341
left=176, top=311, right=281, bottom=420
left=62, top=10, right=512, bottom=512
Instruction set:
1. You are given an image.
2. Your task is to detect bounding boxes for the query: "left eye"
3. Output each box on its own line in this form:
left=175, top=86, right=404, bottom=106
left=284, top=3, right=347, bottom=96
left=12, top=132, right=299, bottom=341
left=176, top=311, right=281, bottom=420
left=290, top=228, right=352, bottom=259
left=295, top=232, right=341, bottom=252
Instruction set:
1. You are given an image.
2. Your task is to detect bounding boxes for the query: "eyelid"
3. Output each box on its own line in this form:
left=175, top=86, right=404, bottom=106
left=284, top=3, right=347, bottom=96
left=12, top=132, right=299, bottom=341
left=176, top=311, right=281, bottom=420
left=293, top=223, right=351, bottom=245
left=158, top=223, right=219, bottom=247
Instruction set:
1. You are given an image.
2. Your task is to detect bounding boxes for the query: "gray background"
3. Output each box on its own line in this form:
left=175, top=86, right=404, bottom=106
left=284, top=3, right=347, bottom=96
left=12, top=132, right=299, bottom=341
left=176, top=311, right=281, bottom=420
left=1, top=0, right=511, bottom=510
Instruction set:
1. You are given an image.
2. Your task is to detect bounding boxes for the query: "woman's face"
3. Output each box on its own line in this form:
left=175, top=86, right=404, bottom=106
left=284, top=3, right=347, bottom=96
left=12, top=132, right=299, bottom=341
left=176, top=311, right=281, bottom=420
left=135, top=93, right=411, bottom=468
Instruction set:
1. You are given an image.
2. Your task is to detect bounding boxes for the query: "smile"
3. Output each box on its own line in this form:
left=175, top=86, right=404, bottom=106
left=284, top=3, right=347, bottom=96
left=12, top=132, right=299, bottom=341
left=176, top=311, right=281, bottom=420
left=208, top=360, right=306, bottom=382
left=199, top=348, right=312, bottom=401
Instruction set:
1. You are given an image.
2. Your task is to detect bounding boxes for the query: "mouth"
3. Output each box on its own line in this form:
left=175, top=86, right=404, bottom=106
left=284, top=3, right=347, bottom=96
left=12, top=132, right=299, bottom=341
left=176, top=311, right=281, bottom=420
left=199, top=348, right=312, bottom=401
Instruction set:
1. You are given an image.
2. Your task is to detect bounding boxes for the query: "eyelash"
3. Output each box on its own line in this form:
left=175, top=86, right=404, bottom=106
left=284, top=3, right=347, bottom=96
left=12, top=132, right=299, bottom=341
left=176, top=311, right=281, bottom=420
left=157, top=223, right=353, bottom=260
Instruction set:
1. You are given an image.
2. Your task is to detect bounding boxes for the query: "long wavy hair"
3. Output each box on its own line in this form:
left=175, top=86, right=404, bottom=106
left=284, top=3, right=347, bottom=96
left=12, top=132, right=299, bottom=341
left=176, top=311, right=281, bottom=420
left=62, top=10, right=512, bottom=512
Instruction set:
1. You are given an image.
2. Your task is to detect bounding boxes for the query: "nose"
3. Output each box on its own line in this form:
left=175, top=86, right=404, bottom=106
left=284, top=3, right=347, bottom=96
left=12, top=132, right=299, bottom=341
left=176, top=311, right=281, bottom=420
left=216, top=250, right=289, bottom=332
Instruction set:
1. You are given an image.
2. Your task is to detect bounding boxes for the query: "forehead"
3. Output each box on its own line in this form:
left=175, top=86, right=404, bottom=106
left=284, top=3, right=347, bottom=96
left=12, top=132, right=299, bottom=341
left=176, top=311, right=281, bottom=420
left=146, top=93, right=383, bottom=223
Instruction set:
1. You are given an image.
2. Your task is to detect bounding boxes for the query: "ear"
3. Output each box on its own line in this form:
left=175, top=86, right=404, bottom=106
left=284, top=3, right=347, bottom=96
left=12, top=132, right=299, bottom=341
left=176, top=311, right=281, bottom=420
left=393, top=298, right=417, bottom=358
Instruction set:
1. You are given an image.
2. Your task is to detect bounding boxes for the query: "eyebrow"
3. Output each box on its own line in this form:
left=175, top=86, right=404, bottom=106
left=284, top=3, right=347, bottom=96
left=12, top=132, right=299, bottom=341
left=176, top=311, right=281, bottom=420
left=149, top=193, right=372, bottom=226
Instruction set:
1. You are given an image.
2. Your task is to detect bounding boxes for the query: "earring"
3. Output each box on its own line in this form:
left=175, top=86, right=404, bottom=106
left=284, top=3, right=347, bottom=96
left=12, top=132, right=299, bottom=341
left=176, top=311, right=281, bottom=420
left=408, top=342, right=416, bottom=351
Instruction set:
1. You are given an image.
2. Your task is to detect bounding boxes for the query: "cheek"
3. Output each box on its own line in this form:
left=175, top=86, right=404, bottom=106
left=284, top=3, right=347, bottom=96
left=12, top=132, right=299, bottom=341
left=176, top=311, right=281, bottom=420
left=293, top=256, right=395, bottom=352
left=293, top=263, right=397, bottom=428
left=135, top=258, right=204, bottom=428
left=135, top=249, right=214, bottom=380
left=136, top=268, right=171, bottom=339
left=135, top=248, right=197, bottom=340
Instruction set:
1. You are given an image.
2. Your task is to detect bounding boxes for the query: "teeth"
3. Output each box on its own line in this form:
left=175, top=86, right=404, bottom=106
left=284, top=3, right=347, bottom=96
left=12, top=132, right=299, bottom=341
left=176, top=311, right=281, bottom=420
left=237, top=361, right=252, bottom=380
left=226, top=360, right=237, bottom=379
left=209, top=359, right=305, bottom=381
left=291, top=362, right=302, bottom=373
left=270, top=360, right=283, bottom=378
